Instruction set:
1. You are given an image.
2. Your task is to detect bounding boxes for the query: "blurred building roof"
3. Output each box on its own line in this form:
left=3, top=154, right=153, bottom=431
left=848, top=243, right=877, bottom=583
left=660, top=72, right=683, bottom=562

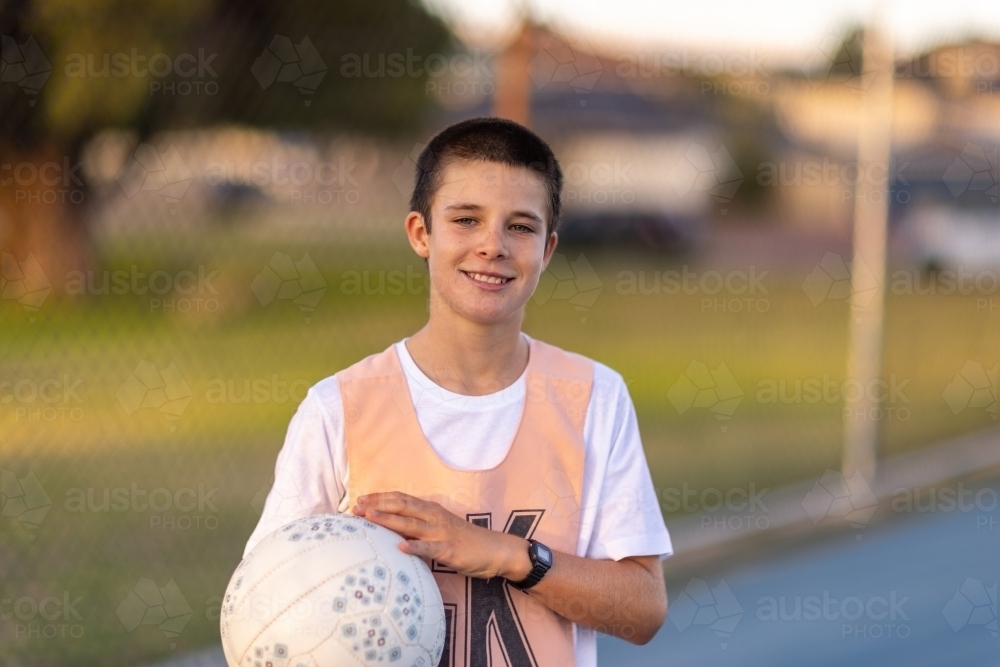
left=433, top=20, right=719, bottom=139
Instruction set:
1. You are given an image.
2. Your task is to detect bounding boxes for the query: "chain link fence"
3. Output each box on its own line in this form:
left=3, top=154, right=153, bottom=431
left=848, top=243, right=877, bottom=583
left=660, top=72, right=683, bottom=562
left=2, top=4, right=999, bottom=666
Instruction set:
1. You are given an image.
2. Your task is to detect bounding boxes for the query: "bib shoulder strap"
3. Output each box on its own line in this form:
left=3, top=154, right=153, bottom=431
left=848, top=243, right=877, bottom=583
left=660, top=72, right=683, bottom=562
left=336, top=344, right=403, bottom=383
left=528, top=338, right=594, bottom=383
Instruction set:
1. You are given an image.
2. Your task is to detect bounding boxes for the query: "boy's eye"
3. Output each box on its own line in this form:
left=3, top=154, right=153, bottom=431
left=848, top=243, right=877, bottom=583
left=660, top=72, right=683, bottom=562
left=453, top=218, right=535, bottom=232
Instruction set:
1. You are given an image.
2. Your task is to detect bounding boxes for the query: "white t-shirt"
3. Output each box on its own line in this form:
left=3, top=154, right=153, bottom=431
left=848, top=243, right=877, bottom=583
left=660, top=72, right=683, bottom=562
left=245, top=333, right=672, bottom=667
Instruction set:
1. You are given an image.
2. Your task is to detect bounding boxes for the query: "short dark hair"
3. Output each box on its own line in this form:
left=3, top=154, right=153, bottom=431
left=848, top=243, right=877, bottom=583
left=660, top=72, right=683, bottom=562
left=409, top=117, right=563, bottom=238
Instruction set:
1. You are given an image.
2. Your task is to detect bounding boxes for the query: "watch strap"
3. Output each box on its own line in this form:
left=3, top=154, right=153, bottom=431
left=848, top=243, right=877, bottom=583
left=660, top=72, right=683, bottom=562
left=508, top=539, right=551, bottom=591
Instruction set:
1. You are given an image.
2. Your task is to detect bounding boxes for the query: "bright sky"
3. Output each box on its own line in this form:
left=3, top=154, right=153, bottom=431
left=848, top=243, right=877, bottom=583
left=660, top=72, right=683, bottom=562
left=425, top=0, right=1000, bottom=61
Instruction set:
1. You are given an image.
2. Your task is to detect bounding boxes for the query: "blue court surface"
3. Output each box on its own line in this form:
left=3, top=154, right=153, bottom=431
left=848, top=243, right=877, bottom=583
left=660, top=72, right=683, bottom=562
left=598, top=477, right=1000, bottom=667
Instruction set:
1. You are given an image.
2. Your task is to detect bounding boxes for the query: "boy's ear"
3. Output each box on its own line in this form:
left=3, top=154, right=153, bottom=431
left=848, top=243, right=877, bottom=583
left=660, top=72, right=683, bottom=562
left=405, top=211, right=431, bottom=260
left=541, top=231, right=559, bottom=270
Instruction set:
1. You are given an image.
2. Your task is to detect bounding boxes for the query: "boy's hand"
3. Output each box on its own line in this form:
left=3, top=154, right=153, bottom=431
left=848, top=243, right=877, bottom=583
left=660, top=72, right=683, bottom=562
left=352, top=492, right=532, bottom=581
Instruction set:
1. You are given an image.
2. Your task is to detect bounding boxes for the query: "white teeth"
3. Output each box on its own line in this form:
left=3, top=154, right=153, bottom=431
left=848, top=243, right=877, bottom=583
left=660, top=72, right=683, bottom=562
left=467, top=272, right=509, bottom=284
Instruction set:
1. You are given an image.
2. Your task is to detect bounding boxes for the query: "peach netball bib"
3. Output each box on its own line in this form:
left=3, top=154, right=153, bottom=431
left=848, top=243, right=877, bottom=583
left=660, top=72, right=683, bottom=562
left=337, top=337, right=594, bottom=667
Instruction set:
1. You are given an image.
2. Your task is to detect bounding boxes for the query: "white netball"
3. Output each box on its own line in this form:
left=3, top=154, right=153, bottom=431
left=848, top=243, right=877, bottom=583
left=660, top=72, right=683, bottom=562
left=220, top=513, right=445, bottom=667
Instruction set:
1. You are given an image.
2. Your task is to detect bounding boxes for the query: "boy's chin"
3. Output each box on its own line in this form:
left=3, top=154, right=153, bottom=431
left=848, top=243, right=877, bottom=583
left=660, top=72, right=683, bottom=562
left=451, top=301, right=525, bottom=325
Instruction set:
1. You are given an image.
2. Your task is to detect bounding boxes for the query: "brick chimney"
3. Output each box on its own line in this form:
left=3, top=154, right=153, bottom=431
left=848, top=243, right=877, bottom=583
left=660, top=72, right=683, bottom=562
left=492, top=20, right=538, bottom=126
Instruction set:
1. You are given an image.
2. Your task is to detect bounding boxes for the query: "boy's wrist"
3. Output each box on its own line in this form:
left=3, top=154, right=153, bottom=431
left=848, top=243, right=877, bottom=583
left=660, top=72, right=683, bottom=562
left=497, top=534, right=532, bottom=581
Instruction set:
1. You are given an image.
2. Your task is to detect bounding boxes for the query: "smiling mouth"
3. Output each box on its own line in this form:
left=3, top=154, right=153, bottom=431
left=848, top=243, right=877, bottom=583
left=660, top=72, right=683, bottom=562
left=462, top=271, right=512, bottom=285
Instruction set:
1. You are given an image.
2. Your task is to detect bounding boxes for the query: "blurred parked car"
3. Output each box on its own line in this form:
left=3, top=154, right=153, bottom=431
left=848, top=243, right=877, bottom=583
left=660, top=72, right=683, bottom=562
left=556, top=210, right=704, bottom=253
left=898, top=202, right=1000, bottom=271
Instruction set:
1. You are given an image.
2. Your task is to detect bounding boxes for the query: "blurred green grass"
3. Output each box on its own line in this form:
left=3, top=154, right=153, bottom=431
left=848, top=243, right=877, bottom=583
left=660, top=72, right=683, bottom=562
left=1, top=238, right=997, bottom=666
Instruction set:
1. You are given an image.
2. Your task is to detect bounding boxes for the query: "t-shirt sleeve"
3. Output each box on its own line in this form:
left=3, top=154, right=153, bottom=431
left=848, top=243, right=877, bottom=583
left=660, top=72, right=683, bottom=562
left=242, top=380, right=347, bottom=556
left=581, top=365, right=672, bottom=561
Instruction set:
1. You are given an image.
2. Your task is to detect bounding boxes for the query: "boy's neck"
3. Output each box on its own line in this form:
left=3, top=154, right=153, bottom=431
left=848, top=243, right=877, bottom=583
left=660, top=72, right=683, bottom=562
left=404, top=315, right=529, bottom=397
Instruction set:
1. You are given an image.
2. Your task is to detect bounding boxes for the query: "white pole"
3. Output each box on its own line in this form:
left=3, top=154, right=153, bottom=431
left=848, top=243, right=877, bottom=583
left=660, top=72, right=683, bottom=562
left=842, top=14, right=895, bottom=483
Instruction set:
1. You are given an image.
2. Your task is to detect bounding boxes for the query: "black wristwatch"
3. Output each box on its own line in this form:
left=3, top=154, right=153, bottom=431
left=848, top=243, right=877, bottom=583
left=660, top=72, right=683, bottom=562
left=508, top=539, right=553, bottom=591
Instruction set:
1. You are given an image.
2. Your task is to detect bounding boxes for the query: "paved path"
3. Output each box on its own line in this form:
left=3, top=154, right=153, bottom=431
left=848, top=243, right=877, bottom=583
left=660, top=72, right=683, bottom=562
left=598, top=476, right=1000, bottom=667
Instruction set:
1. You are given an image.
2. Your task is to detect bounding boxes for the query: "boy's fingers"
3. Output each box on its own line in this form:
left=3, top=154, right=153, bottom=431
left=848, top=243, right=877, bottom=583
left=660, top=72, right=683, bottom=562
left=364, top=507, right=427, bottom=538
left=399, top=539, right=435, bottom=558
left=364, top=492, right=434, bottom=519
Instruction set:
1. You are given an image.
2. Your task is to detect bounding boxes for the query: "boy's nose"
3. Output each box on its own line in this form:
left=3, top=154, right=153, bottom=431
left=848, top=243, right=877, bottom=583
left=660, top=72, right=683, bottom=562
left=475, top=223, right=509, bottom=259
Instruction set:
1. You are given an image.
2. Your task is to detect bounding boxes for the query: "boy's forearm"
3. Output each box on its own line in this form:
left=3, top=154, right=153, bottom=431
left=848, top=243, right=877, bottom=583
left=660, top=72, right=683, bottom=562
left=496, top=533, right=668, bottom=645
left=354, top=493, right=668, bottom=645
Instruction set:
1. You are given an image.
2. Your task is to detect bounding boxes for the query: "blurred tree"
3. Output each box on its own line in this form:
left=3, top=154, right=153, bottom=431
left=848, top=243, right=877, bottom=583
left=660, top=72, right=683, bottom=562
left=161, top=0, right=452, bottom=134
left=0, top=0, right=213, bottom=285
left=0, top=0, right=451, bottom=290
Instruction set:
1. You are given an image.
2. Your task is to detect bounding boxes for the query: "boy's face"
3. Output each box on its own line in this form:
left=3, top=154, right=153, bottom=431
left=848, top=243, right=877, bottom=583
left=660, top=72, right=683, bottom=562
left=406, top=159, right=557, bottom=326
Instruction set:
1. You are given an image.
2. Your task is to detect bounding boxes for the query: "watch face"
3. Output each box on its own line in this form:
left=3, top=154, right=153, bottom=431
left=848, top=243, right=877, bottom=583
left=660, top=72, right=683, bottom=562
left=535, top=544, right=552, bottom=566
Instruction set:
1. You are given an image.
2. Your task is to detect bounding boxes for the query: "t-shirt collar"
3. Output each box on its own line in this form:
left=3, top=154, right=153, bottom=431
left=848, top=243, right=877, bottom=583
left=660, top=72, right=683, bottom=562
left=395, top=332, right=530, bottom=411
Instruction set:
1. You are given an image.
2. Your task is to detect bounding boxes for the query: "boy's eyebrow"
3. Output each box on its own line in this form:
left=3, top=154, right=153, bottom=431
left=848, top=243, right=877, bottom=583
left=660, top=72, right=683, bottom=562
left=511, top=210, right=545, bottom=224
left=443, top=203, right=483, bottom=213
left=443, top=203, right=544, bottom=224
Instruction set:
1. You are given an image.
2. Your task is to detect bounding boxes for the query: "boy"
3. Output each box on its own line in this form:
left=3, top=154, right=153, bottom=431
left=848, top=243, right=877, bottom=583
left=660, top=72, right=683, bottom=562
left=245, top=117, right=672, bottom=666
